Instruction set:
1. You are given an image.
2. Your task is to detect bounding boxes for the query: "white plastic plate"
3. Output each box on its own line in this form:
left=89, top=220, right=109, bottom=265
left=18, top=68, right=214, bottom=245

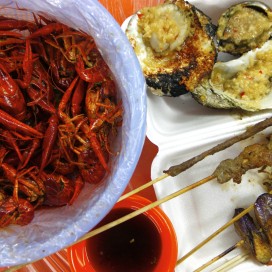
left=123, top=0, right=272, bottom=271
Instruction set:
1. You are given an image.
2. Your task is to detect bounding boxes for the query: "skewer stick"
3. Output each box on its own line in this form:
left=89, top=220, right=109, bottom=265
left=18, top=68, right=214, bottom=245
left=6, top=118, right=272, bottom=272
left=3, top=263, right=29, bottom=272
left=211, top=252, right=250, bottom=272
left=118, top=173, right=169, bottom=202
left=194, top=240, right=245, bottom=272
left=120, top=117, right=272, bottom=202
left=176, top=204, right=254, bottom=266
left=2, top=175, right=213, bottom=272
left=165, top=116, right=272, bottom=177
left=76, top=175, right=214, bottom=243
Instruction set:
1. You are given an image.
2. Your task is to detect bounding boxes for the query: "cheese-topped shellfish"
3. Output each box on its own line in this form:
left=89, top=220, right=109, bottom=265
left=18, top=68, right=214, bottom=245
left=192, top=40, right=272, bottom=111
left=216, top=1, right=272, bottom=55
left=125, top=0, right=217, bottom=96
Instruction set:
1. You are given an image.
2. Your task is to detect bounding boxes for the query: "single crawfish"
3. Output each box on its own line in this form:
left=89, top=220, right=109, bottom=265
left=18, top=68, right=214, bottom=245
left=0, top=108, right=43, bottom=138
left=28, top=22, right=69, bottom=39
left=26, top=59, right=56, bottom=114
left=84, top=78, right=122, bottom=154
left=46, top=42, right=77, bottom=90
left=75, top=50, right=110, bottom=84
left=78, top=146, right=108, bottom=184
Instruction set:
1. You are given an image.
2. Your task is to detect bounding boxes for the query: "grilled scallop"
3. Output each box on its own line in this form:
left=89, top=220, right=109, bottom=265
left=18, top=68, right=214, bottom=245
left=125, top=0, right=217, bottom=96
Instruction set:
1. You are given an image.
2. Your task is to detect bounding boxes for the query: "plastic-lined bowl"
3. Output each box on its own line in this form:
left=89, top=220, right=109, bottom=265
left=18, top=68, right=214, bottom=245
left=68, top=195, right=178, bottom=272
left=0, top=0, right=146, bottom=267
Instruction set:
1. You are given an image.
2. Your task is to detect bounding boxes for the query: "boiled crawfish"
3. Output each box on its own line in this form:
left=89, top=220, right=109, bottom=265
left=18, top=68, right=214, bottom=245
left=0, top=15, right=122, bottom=227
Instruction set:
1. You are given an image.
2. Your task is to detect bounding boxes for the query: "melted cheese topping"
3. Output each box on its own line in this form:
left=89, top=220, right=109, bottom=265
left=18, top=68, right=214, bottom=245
left=211, top=45, right=272, bottom=101
left=219, top=7, right=272, bottom=43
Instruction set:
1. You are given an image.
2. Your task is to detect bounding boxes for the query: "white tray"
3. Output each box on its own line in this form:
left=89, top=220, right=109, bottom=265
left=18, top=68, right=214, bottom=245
left=148, top=93, right=272, bottom=272
left=122, top=0, right=272, bottom=270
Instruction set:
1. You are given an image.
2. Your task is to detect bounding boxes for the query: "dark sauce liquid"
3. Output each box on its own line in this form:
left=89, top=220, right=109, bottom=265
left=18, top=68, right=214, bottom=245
left=86, top=208, right=162, bottom=272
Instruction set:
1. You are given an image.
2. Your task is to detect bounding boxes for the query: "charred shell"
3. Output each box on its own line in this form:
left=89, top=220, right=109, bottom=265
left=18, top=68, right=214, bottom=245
left=125, top=0, right=217, bottom=97
left=192, top=40, right=272, bottom=111
left=216, top=1, right=272, bottom=55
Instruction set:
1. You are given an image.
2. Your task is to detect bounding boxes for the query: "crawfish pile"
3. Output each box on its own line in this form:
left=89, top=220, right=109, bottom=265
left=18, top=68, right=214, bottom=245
left=0, top=16, right=122, bottom=227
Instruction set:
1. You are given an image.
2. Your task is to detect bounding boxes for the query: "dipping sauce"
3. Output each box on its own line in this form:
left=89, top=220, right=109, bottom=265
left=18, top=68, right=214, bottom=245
left=68, top=195, right=177, bottom=272
left=86, top=208, right=162, bottom=272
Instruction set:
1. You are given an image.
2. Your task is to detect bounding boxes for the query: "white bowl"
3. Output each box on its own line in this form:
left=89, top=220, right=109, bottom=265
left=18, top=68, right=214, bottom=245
left=0, top=0, right=146, bottom=266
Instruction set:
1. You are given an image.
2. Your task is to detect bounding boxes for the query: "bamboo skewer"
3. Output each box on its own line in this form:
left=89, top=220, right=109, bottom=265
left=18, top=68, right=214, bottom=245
left=4, top=264, right=28, bottom=272
left=5, top=118, right=272, bottom=272
left=211, top=252, right=250, bottom=272
left=164, top=117, right=272, bottom=177
left=176, top=204, right=254, bottom=266
left=2, top=175, right=213, bottom=272
left=94, top=117, right=272, bottom=270
left=194, top=240, right=245, bottom=272
left=184, top=190, right=272, bottom=270
left=118, top=173, right=169, bottom=202
left=119, top=117, right=272, bottom=202
left=77, top=175, right=214, bottom=243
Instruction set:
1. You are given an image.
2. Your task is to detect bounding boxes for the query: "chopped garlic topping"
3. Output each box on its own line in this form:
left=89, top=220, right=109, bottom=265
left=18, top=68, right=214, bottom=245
left=137, top=4, right=191, bottom=53
left=211, top=46, right=272, bottom=101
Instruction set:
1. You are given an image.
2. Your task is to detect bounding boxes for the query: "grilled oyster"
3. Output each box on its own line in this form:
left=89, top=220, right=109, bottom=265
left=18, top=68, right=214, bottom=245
left=192, top=40, right=272, bottom=111
left=125, top=0, right=217, bottom=97
left=216, top=1, right=272, bottom=55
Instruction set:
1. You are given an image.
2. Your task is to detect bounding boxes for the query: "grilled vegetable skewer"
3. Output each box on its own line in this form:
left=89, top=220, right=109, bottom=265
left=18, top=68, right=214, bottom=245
left=254, top=193, right=272, bottom=246
left=176, top=206, right=253, bottom=267
left=234, top=207, right=272, bottom=264
left=176, top=205, right=254, bottom=266
left=183, top=193, right=272, bottom=271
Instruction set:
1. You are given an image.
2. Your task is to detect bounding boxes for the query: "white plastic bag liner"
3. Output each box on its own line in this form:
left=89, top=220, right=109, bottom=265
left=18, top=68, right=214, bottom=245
left=0, top=0, right=146, bottom=267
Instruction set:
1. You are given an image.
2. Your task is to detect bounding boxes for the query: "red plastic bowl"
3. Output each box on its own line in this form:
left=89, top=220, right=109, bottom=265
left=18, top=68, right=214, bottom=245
left=68, top=194, right=178, bottom=272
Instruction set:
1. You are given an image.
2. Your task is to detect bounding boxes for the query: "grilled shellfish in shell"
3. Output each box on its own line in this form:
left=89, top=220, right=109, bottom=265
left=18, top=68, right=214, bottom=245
left=216, top=1, right=272, bottom=55
left=125, top=0, right=217, bottom=96
left=192, top=40, right=272, bottom=111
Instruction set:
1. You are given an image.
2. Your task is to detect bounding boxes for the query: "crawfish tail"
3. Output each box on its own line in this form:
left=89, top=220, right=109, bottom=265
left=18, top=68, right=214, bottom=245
left=71, top=78, right=85, bottom=117
left=0, top=109, right=43, bottom=138
left=233, top=208, right=272, bottom=264
left=0, top=63, right=26, bottom=120
left=254, top=193, right=272, bottom=245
